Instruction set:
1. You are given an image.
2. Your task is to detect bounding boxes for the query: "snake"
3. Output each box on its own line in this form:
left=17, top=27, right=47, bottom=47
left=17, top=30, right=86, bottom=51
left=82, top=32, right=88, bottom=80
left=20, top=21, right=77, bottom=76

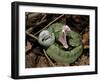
left=38, top=30, right=55, bottom=48
left=38, top=23, right=83, bottom=64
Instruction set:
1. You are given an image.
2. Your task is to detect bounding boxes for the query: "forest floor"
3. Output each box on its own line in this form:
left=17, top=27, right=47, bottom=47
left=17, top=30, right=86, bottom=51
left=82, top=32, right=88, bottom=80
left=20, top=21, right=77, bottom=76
left=25, top=13, right=89, bottom=68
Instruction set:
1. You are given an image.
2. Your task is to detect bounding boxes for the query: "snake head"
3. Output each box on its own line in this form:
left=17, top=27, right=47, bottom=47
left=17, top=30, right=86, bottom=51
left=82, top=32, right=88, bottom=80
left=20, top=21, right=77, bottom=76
left=38, top=30, right=55, bottom=48
left=58, top=25, right=71, bottom=49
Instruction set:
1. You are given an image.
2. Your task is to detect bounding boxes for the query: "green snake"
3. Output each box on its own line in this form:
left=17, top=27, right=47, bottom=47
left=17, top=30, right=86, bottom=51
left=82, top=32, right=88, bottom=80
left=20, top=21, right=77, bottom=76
left=38, top=23, right=83, bottom=64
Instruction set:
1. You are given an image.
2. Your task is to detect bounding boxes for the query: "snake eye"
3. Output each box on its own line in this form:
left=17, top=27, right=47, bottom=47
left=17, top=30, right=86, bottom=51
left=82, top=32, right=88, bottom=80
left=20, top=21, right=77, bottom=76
left=42, top=35, right=50, bottom=42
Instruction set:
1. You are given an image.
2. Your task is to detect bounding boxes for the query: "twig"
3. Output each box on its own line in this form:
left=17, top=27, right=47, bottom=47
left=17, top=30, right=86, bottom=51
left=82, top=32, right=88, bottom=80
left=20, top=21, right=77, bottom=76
left=43, top=49, right=55, bottom=67
left=36, top=19, right=47, bottom=26
left=26, top=31, right=38, bottom=40
left=26, top=19, right=47, bottom=40
left=26, top=27, right=33, bottom=33
left=28, top=13, right=41, bottom=20
left=34, top=14, right=64, bottom=35
left=80, top=25, right=89, bottom=35
left=26, top=19, right=47, bottom=33
left=41, top=14, right=47, bottom=21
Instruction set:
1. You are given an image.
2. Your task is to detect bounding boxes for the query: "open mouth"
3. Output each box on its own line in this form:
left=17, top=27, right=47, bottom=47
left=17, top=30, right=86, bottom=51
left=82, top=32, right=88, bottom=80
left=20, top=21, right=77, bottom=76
left=58, top=25, right=71, bottom=49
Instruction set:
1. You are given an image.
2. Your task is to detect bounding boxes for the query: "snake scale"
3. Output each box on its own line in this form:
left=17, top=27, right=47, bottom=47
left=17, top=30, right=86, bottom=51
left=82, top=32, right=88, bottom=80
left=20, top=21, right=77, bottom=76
left=38, top=23, right=83, bottom=64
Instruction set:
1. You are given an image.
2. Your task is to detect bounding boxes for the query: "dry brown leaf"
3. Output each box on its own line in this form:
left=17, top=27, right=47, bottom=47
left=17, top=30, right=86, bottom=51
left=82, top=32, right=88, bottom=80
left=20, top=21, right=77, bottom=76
left=25, top=41, right=32, bottom=52
left=82, top=31, right=89, bottom=48
left=36, top=56, right=50, bottom=67
left=25, top=52, right=37, bottom=68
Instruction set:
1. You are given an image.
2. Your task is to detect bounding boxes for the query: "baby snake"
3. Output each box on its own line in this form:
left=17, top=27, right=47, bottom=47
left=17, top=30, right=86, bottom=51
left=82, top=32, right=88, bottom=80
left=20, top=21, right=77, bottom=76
left=38, top=23, right=83, bottom=64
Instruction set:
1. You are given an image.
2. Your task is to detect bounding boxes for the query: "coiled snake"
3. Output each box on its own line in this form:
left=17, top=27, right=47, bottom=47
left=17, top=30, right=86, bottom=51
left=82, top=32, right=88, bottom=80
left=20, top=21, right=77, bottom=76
left=38, top=23, right=83, bottom=64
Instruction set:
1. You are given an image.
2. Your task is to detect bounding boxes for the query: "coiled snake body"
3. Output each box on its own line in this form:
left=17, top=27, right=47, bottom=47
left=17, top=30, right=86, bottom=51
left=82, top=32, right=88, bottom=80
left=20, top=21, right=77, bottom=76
left=38, top=23, right=83, bottom=64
